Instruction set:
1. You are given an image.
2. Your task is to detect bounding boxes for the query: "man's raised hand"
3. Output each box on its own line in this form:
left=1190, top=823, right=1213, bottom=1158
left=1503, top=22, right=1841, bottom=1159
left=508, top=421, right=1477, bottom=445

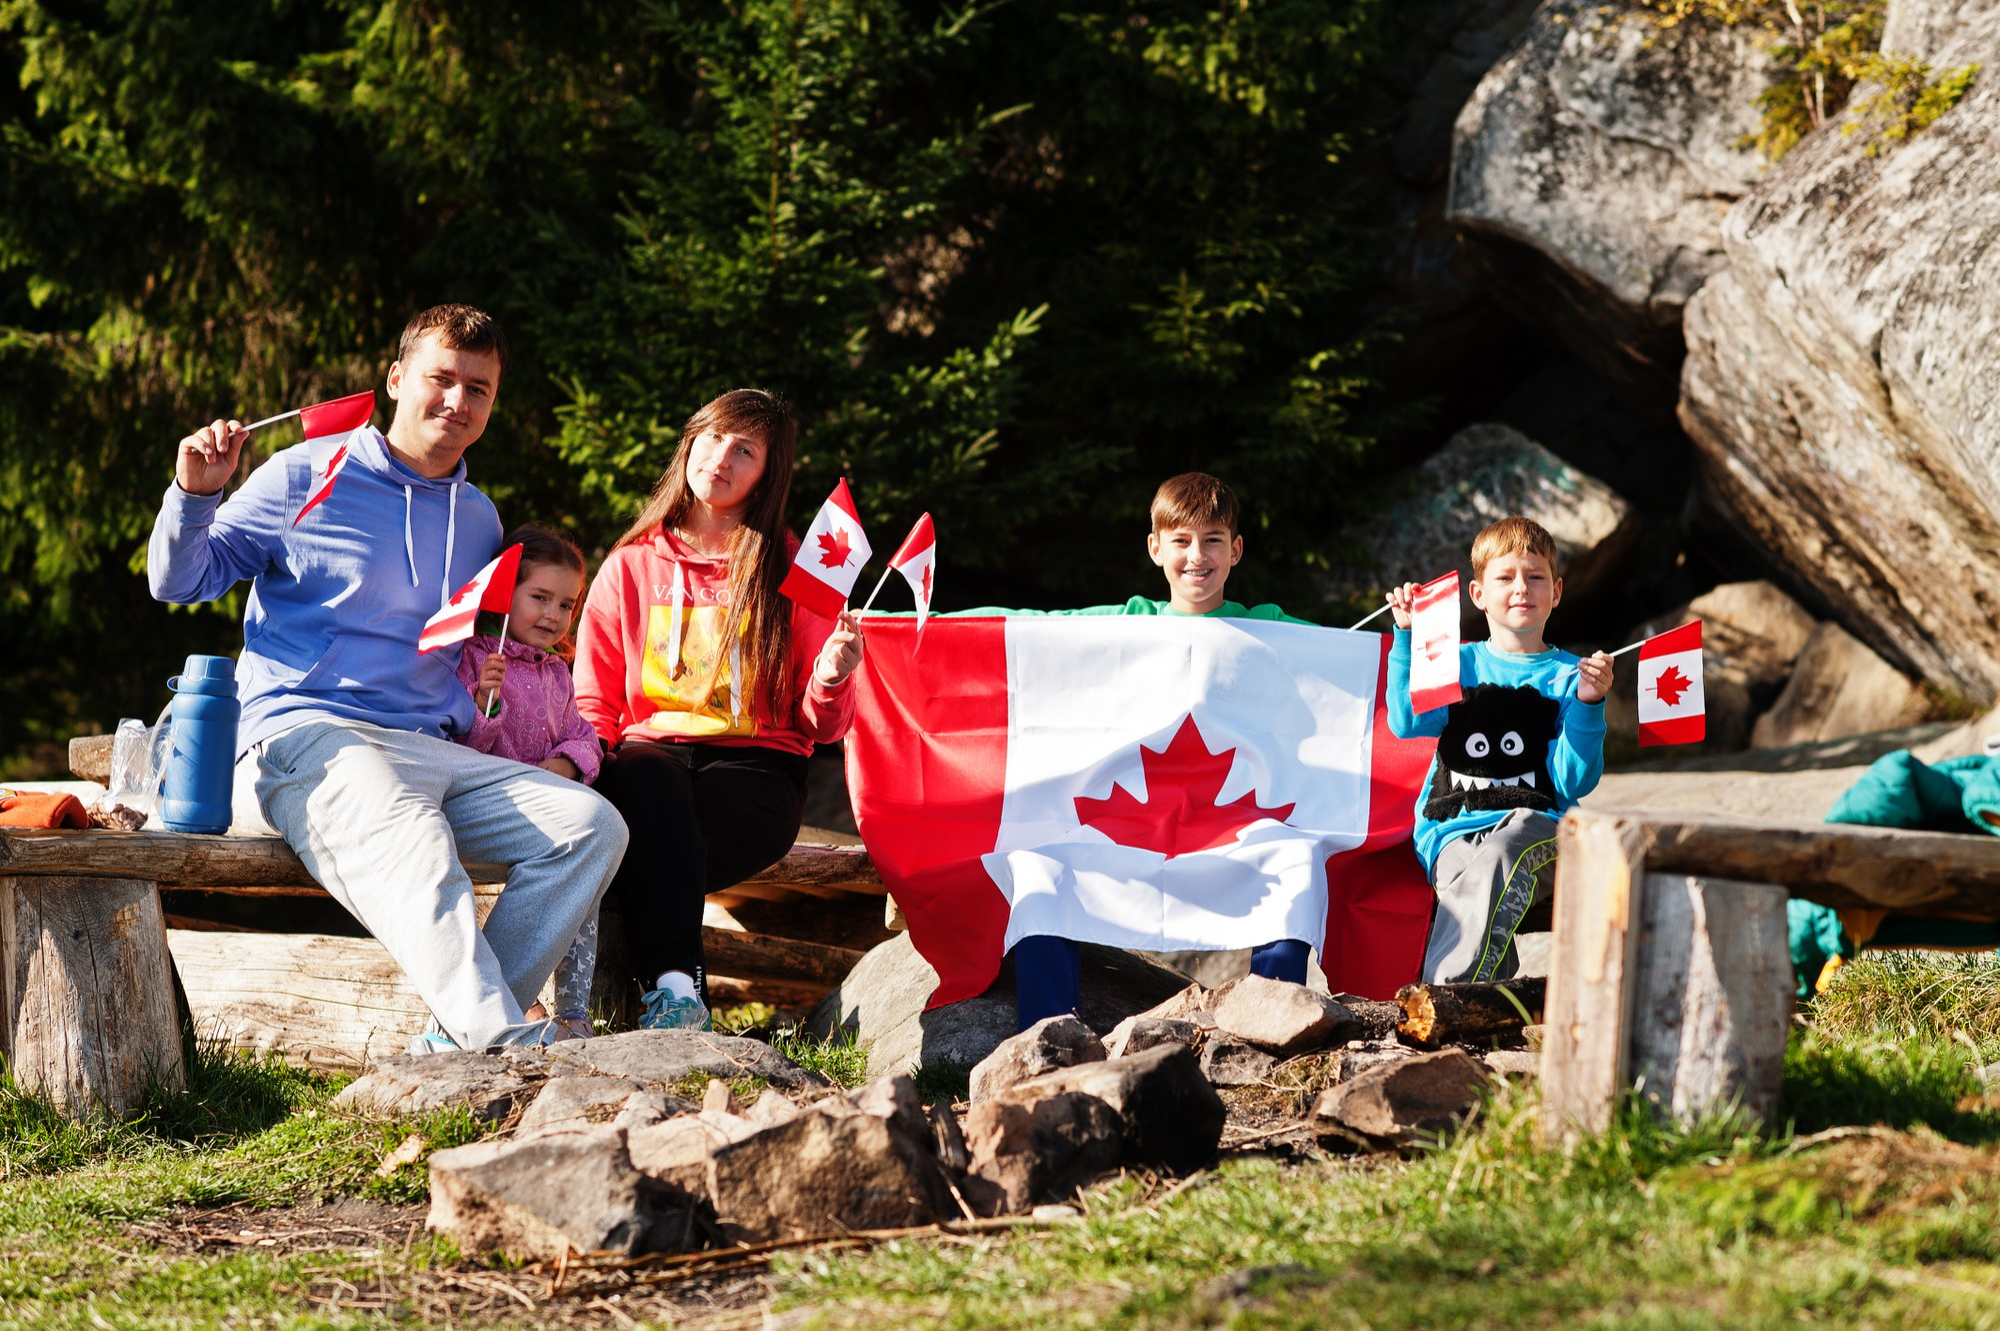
left=177, top=419, right=248, bottom=496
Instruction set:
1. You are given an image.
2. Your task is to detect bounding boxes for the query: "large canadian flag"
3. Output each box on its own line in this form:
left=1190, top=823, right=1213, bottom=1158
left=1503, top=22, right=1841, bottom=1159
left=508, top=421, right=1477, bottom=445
left=848, top=616, right=1437, bottom=1006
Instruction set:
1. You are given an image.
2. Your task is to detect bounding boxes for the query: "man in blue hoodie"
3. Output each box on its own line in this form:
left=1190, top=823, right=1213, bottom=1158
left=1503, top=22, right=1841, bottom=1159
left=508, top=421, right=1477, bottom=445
left=149, top=305, right=628, bottom=1051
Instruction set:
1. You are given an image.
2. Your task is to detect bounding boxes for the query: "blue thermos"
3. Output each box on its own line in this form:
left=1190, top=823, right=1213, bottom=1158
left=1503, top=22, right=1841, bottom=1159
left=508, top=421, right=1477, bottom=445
left=160, top=654, right=240, bottom=835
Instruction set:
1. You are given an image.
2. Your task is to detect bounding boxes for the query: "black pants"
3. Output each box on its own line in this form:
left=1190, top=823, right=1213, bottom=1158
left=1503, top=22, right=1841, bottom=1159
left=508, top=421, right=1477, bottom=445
left=595, top=740, right=808, bottom=999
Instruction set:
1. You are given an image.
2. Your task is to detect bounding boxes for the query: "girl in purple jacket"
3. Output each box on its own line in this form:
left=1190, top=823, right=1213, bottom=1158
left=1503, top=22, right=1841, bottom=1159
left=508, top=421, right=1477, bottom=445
left=454, top=525, right=603, bottom=1038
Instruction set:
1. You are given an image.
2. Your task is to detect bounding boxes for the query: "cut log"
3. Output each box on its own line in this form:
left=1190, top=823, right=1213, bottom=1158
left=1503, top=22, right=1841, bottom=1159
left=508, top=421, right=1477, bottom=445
left=1395, top=977, right=1546, bottom=1048
left=3, top=875, right=184, bottom=1113
left=167, top=928, right=426, bottom=1069
left=701, top=930, right=865, bottom=989
left=0, top=827, right=878, bottom=895
left=1630, top=874, right=1791, bottom=1126
left=1539, top=810, right=1650, bottom=1148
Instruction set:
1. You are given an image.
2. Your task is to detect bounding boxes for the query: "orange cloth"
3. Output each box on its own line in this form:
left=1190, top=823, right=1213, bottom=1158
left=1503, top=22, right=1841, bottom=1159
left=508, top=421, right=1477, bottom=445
left=0, top=791, right=92, bottom=828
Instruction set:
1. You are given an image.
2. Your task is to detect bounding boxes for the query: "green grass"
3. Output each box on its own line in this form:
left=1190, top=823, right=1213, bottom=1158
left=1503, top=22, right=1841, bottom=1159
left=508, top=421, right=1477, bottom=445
left=1810, top=950, right=2000, bottom=1055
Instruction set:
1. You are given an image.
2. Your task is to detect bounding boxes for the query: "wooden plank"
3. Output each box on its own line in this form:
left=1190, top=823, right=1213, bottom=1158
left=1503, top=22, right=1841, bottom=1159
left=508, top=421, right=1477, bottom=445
left=1539, top=809, right=1650, bottom=1149
left=0, top=827, right=879, bottom=895
left=4, top=875, right=184, bottom=1114
left=701, top=929, right=865, bottom=989
left=1630, top=874, right=1791, bottom=1126
left=1591, top=806, right=2000, bottom=916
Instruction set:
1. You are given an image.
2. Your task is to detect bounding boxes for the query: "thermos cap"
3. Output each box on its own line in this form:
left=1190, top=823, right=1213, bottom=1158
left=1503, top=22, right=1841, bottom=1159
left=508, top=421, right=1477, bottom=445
left=167, top=654, right=238, bottom=696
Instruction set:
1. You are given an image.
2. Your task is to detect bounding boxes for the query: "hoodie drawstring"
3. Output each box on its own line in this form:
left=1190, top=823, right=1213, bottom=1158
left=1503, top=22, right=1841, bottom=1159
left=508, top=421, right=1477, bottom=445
left=667, top=564, right=687, bottom=680
left=729, top=638, right=743, bottom=724
left=441, top=483, right=459, bottom=611
left=401, top=486, right=417, bottom=586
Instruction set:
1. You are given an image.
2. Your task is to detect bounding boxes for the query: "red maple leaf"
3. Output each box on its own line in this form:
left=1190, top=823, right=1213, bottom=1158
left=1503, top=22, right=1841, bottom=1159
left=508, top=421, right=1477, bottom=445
left=1652, top=664, right=1692, bottom=708
left=920, top=561, right=933, bottom=605
left=816, top=526, right=854, bottom=569
left=1074, top=715, right=1295, bottom=859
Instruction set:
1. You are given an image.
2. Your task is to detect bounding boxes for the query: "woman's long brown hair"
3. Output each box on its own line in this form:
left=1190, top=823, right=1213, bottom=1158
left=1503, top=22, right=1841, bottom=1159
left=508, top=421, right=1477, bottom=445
left=613, top=389, right=799, bottom=719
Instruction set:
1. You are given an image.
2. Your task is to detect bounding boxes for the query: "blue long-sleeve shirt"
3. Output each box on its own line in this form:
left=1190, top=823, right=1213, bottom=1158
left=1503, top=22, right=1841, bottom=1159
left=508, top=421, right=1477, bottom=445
left=147, top=426, right=504, bottom=755
left=1387, top=628, right=1605, bottom=872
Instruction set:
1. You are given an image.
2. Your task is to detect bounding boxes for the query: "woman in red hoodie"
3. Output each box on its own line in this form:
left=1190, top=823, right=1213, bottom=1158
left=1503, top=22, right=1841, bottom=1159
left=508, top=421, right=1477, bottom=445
left=574, top=389, right=864, bottom=1031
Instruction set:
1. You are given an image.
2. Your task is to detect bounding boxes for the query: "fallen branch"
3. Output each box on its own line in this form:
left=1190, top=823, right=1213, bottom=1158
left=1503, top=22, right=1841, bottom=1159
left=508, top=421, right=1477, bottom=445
left=1395, top=977, right=1546, bottom=1048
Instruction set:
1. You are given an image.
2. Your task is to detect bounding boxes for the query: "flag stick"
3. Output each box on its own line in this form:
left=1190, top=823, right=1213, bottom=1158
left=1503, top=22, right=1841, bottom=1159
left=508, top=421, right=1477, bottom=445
left=858, top=566, right=893, bottom=614
left=1606, top=639, right=1645, bottom=659
left=242, top=407, right=302, bottom=433
left=1348, top=602, right=1392, bottom=631
left=485, top=611, right=511, bottom=717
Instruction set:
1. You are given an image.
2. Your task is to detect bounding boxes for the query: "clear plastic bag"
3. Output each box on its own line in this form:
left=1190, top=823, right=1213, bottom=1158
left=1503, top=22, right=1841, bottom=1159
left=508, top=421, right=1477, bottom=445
left=91, top=708, right=170, bottom=830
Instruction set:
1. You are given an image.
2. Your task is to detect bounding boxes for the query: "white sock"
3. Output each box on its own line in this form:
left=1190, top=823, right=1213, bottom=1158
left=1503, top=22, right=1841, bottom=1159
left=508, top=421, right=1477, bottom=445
left=654, top=970, right=698, bottom=1002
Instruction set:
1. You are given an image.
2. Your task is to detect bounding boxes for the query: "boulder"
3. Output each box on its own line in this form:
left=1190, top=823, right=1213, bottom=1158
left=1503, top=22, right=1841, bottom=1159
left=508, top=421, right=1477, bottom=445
left=1605, top=582, right=1821, bottom=751
left=427, top=1127, right=686, bottom=1260
left=1336, top=1039, right=1420, bottom=1085
left=1449, top=0, right=1767, bottom=396
left=544, top=1029, right=824, bottom=1091
left=1480, top=1049, right=1541, bottom=1079
left=1197, top=1037, right=1277, bottom=1088
left=626, top=1112, right=763, bottom=1198
left=1324, top=424, right=1640, bottom=626
left=969, top=1016, right=1106, bottom=1104
left=1209, top=976, right=1361, bottom=1056
left=961, top=1092, right=1123, bottom=1216
left=1103, top=1015, right=1201, bottom=1060
left=1312, top=1048, right=1492, bottom=1151
left=331, top=1051, right=534, bottom=1122
left=806, top=933, right=1190, bottom=1079
left=1133, top=984, right=1219, bottom=1027
left=1677, top=4, right=2000, bottom=703
left=1750, top=623, right=1930, bottom=749
left=999, top=1044, right=1226, bottom=1173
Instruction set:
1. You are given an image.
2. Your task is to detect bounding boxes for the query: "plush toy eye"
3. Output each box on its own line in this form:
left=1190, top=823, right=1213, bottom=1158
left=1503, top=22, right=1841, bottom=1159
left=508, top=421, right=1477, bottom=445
left=1500, top=731, right=1525, bottom=756
left=1465, top=733, right=1490, bottom=758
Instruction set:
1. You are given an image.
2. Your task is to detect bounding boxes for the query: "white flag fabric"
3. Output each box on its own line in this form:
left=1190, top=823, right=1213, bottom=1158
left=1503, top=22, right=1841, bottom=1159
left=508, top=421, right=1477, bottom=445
left=888, top=513, right=936, bottom=629
left=1409, top=571, right=1463, bottom=714
left=981, top=617, right=1380, bottom=956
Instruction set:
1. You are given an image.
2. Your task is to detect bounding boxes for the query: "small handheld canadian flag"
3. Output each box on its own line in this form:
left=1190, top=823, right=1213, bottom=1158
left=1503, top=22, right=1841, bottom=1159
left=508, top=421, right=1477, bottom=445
left=860, top=514, right=937, bottom=627
left=1408, top=571, right=1464, bottom=714
left=277, top=391, right=376, bottom=527
left=1637, top=620, right=1705, bottom=746
left=779, top=479, right=873, bottom=621
left=418, top=545, right=522, bottom=655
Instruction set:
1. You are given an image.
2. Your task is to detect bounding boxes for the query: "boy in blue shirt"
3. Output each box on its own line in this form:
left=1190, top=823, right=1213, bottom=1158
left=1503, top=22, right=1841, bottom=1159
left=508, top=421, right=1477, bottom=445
left=1385, top=516, right=1614, bottom=984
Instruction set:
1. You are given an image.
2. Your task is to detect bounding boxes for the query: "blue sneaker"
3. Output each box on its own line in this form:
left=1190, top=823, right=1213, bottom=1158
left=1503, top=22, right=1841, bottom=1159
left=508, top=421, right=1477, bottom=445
left=640, top=986, right=710, bottom=1031
left=405, top=1029, right=460, bottom=1056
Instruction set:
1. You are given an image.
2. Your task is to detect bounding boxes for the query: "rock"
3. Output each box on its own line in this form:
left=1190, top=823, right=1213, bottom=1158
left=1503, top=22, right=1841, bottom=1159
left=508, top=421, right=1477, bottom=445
left=744, top=1087, right=802, bottom=1127
left=1324, top=424, right=1640, bottom=626
left=1521, top=1024, right=1546, bottom=1053
left=1677, top=4, right=2000, bottom=703
left=331, top=1051, right=533, bottom=1122
left=969, top=1016, right=1106, bottom=1104
left=613, top=1091, right=681, bottom=1132
left=427, top=1127, right=686, bottom=1260
left=1210, top=975, right=1361, bottom=1055
left=1480, top=1049, right=1540, bottom=1079
left=1336, top=1039, right=1419, bottom=1085
left=806, top=933, right=1190, bottom=1079
left=1686, top=582, right=1819, bottom=690
left=1198, top=1036, right=1277, bottom=1088
left=1386, top=0, right=1545, bottom=187
left=545, top=1029, right=824, bottom=1091
left=961, top=1092, right=1123, bottom=1216
left=1133, top=983, right=1219, bottom=1027
left=999, top=1044, right=1226, bottom=1172
left=626, top=1112, right=763, bottom=1198
left=700, top=1079, right=734, bottom=1115
left=517, top=1076, right=670, bottom=1135
left=929, top=1102, right=972, bottom=1174
left=1103, top=1015, right=1201, bottom=1060
left=1312, top=1049, right=1492, bottom=1151
left=703, top=1103, right=956, bottom=1242
left=1449, top=1, right=1766, bottom=395
left=1751, top=623, right=1930, bottom=749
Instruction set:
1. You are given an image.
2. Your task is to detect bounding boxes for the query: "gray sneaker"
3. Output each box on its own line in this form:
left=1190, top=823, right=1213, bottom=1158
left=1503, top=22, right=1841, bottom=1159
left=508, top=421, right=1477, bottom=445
left=640, top=986, right=710, bottom=1031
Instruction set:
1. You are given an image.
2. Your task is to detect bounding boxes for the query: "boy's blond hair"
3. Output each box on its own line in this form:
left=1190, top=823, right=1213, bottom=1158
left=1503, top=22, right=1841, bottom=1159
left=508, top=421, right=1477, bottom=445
left=1469, top=516, right=1560, bottom=578
left=1151, top=472, right=1237, bottom=538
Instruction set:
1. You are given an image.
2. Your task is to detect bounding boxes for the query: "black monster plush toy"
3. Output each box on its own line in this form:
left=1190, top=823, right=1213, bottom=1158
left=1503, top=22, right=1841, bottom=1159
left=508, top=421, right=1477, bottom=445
left=1422, top=682, right=1562, bottom=823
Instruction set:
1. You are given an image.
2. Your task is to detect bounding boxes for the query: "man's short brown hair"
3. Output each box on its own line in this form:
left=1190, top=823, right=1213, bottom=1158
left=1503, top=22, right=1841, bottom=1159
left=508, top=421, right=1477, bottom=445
left=1151, top=472, right=1237, bottom=537
left=1469, top=515, right=1560, bottom=578
left=398, top=304, right=509, bottom=377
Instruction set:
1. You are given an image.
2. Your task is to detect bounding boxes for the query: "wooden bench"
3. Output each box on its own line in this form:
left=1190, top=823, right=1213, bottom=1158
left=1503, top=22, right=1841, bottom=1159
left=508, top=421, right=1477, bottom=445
left=0, top=824, right=882, bottom=1114
left=1540, top=806, right=2000, bottom=1146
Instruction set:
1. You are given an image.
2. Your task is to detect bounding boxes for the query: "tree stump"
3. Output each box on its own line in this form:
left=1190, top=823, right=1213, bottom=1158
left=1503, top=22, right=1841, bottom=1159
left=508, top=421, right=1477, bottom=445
left=1, top=875, right=185, bottom=1115
left=1630, top=874, right=1791, bottom=1126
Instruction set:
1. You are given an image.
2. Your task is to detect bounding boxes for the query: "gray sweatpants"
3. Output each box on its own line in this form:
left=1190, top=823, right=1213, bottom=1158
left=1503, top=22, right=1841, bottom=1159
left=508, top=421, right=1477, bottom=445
left=1423, top=808, right=1560, bottom=985
left=231, top=719, right=629, bottom=1050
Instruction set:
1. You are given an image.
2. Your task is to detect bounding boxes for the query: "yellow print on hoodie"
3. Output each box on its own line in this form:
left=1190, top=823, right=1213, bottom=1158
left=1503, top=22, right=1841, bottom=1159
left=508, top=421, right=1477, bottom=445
left=640, top=602, right=758, bottom=739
